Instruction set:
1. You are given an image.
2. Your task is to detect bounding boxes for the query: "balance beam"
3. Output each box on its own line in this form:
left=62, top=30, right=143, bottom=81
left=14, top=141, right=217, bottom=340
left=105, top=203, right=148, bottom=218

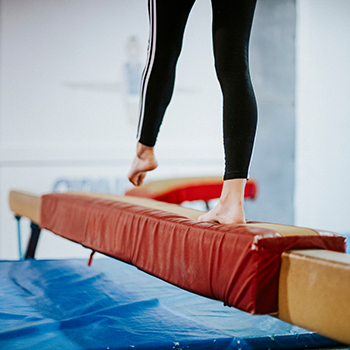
left=9, top=190, right=350, bottom=345
left=125, top=176, right=257, bottom=205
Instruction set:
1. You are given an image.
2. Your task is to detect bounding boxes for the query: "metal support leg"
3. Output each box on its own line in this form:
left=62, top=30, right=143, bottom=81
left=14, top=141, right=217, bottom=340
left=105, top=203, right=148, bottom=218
left=25, top=222, right=42, bottom=259
left=15, top=215, right=23, bottom=260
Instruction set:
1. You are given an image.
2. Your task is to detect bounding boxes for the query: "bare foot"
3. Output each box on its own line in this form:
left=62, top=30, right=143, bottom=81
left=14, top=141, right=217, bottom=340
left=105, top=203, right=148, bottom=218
left=128, top=142, right=158, bottom=186
left=198, top=179, right=246, bottom=224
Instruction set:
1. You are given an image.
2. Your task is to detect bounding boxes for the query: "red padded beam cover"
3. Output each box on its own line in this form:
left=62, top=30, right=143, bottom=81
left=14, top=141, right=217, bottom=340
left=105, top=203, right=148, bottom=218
left=40, top=193, right=345, bottom=314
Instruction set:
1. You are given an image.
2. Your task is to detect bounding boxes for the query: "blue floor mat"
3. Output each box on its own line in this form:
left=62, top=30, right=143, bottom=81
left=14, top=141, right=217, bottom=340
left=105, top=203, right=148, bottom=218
left=0, top=258, right=343, bottom=350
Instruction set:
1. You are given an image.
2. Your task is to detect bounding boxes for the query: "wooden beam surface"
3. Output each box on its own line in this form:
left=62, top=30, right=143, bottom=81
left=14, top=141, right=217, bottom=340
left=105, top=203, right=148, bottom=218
left=9, top=190, right=41, bottom=224
left=279, top=249, right=350, bottom=344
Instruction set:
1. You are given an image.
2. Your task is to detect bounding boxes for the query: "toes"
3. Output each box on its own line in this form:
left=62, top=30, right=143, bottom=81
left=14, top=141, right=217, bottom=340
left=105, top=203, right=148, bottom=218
left=132, top=173, right=145, bottom=187
left=198, top=214, right=220, bottom=224
left=128, top=174, right=140, bottom=186
left=198, top=214, right=206, bottom=222
left=136, top=173, right=145, bottom=186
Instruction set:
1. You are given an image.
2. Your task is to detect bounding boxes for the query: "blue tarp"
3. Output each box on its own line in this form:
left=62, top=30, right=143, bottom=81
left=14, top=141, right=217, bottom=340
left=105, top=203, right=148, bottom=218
left=0, top=258, right=342, bottom=350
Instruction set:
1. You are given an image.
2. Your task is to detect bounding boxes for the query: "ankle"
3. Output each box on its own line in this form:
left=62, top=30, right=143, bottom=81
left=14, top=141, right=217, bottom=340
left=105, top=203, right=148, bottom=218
left=136, top=142, right=155, bottom=159
left=219, top=196, right=244, bottom=209
left=220, top=178, right=246, bottom=206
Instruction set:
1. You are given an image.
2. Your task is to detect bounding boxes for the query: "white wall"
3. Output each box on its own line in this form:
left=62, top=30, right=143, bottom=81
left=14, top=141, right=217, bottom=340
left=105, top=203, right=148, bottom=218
left=0, top=0, right=223, bottom=163
left=295, top=0, right=350, bottom=233
left=0, top=0, right=224, bottom=259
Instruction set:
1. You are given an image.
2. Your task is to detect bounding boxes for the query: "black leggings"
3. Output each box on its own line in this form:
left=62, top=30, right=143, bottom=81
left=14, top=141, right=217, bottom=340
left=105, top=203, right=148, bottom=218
left=137, top=0, right=258, bottom=180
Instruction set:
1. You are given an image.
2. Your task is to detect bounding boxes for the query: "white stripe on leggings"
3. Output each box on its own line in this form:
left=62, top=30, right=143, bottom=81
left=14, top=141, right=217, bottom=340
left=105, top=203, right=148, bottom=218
left=136, top=0, right=157, bottom=140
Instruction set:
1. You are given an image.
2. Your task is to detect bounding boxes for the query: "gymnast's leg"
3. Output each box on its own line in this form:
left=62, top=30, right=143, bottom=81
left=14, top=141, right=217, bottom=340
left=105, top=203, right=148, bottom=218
left=128, top=0, right=195, bottom=186
left=199, top=0, right=258, bottom=224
